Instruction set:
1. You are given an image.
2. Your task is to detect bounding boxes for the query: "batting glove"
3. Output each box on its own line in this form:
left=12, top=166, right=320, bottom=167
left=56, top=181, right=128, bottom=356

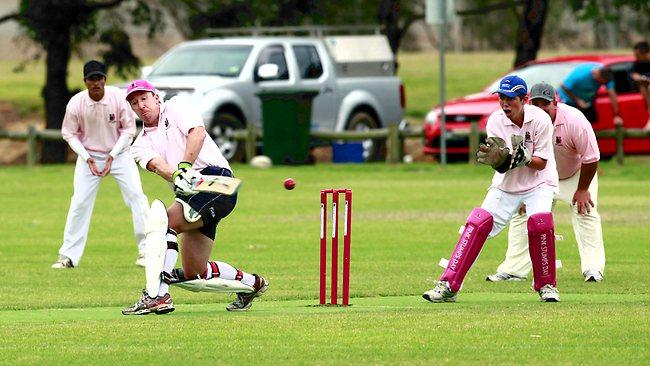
left=172, top=162, right=202, bottom=196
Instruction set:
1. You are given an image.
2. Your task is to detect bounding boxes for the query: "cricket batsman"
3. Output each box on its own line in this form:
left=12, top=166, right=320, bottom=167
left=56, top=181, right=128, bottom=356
left=423, top=75, right=561, bottom=303
left=122, top=80, right=268, bottom=315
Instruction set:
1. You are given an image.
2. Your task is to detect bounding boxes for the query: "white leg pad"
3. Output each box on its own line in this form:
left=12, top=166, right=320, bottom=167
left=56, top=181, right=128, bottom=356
left=144, top=199, right=168, bottom=296
left=173, top=277, right=255, bottom=293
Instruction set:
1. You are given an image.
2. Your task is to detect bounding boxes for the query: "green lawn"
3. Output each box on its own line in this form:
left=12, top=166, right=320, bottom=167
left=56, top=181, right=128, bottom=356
left=0, top=159, right=648, bottom=364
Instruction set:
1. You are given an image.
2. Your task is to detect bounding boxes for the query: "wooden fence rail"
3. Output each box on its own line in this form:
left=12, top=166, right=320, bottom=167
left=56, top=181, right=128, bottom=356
left=2, top=122, right=649, bottom=166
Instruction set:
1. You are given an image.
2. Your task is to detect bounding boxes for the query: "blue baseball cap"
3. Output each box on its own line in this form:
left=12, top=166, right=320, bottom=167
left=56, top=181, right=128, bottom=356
left=493, top=75, right=528, bottom=98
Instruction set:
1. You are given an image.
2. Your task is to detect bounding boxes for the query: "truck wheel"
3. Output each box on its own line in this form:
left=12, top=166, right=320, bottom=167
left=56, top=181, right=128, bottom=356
left=346, top=111, right=385, bottom=161
left=209, top=112, right=245, bottom=162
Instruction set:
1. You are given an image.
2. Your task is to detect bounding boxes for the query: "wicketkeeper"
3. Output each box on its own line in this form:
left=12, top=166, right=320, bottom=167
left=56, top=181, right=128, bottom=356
left=486, top=82, right=605, bottom=283
left=122, top=80, right=268, bottom=315
left=423, top=75, right=561, bottom=303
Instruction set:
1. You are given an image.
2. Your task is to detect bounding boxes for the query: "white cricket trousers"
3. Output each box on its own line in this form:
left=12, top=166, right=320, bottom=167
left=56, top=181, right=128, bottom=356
left=496, top=172, right=605, bottom=277
left=480, top=185, right=555, bottom=239
left=58, top=150, right=149, bottom=266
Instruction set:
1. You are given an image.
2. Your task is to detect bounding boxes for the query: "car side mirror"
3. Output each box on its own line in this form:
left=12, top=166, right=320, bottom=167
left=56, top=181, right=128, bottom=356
left=257, top=64, right=279, bottom=80
left=141, top=66, right=152, bottom=78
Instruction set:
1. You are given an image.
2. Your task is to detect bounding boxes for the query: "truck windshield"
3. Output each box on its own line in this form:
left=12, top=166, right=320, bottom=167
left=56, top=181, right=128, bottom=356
left=150, top=45, right=253, bottom=77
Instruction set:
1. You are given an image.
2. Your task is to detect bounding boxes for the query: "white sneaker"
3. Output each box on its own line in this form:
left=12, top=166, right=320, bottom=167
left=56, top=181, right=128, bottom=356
left=51, top=255, right=74, bottom=269
left=135, top=253, right=146, bottom=267
left=583, top=269, right=603, bottom=282
left=486, top=272, right=527, bottom=282
left=538, top=284, right=560, bottom=302
left=422, top=281, right=457, bottom=303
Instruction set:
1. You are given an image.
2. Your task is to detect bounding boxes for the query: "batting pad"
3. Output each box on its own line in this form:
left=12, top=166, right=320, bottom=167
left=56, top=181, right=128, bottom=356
left=145, top=200, right=168, bottom=297
left=173, top=277, right=254, bottom=293
left=528, top=212, right=556, bottom=291
left=441, top=207, right=493, bottom=292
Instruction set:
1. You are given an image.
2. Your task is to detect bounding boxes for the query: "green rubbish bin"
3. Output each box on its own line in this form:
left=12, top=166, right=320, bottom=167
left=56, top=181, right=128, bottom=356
left=257, top=89, right=319, bottom=165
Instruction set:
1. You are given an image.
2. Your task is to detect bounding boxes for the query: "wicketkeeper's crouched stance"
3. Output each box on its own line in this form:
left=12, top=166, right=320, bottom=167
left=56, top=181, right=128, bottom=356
left=122, top=80, right=268, bottom=315
left=423, top=75, right=560, bottom=303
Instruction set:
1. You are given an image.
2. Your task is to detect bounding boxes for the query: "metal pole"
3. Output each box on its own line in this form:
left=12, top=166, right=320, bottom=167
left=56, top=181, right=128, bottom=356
left=439, top=0, right=447, bottom=165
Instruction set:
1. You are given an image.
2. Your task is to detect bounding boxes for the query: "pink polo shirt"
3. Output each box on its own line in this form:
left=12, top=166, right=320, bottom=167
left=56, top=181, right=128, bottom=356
left=61, top=86, right=136, bottom=153
left=131, top=96, right=231, bottom=172
left=487, top=104, right=558, bottom=193
left=552, top=103, right=600, bottom=180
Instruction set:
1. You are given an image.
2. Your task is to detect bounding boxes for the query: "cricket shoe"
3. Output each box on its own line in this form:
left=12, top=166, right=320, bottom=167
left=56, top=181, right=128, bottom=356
left=422, top=281, right=457, bottom=303
left=538, top=284, right=560, bottom=302
left=122, top=290, right=175, bottom=315
left=485, top=272, right=527, bottom=282
left=135, top=252, right=146, bottom=267
left=226, top=274, right=269, bottom=312
left=51, top=255, right=74, bottom=269
left=583, top=269, right=603, bottom=283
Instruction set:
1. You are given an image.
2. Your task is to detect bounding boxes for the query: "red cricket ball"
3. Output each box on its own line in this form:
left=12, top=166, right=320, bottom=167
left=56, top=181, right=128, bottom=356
left=283, top=178, right=296, bottom=190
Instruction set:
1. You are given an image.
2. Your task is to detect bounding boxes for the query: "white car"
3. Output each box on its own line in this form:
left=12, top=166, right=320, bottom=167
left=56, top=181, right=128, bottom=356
left=141, top=35, right=406, bottom=161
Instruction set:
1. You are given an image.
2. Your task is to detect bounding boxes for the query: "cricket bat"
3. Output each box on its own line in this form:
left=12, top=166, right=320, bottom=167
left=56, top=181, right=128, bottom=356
left=193, top=175, right=242, bottom=195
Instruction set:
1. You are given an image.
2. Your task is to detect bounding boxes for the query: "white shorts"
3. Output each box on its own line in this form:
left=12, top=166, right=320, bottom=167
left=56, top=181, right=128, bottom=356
left=481, top=185, right=555, bottom=238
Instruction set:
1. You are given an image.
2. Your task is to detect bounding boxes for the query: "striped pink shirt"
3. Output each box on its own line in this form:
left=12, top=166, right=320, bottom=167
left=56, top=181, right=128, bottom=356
left=61, top=86, right=136, bottom=153
left=553, top=103, right=600, bottom=180
left=131, top=97, right=230, bottom=172
left=487, top=104, right=558, bottom=193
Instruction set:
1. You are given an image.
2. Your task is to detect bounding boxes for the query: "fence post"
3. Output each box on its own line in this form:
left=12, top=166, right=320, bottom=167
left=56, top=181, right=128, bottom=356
left=615, top=123, right=624, bottom=165
left=387, top=123, right=401, bottom=163
left=27, top=125, right=37, bottom=166
left=245, top=124, right=257, bottom=163
left=469, top=121, right=479, bottom=165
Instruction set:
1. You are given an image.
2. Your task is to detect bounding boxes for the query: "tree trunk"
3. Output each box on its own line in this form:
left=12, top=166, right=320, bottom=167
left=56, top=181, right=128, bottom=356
left=41, top=29, right=72, bottom=163
left=378, top=0, right=400, bottom=55
left=513, top=0, right=548, bottom=67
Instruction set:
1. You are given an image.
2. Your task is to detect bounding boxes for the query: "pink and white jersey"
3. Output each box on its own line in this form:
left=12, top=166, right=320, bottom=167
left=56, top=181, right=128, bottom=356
left=487, top=104, right=558, bottom=193
left=61, top=86, right=136, bottom=153
left=552, top=103, right=600, bottom=180
left=131, top=96, right=230, bottom=172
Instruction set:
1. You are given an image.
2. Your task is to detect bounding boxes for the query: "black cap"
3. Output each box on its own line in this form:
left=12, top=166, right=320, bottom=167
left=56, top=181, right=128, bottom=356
left=83, top=60, right=107, bottom=79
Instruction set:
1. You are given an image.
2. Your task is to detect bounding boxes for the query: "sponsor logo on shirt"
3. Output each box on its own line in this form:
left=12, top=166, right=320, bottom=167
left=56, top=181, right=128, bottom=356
left=525, top=131, right=532, bottom=143
left=109, top=113, right=116, bottom=124
left=555, top=136, right=562, bottom=145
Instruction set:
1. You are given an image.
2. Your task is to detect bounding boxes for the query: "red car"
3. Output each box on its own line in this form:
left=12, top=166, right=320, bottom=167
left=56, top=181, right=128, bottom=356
left=423, top=54, right=650, bottom=160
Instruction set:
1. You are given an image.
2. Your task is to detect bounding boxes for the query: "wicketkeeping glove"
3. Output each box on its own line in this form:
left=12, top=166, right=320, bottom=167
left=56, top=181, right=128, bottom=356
left=172, top=161, right=202, bottom=196
left=509, top=135, right=532, bottom=169
left=477, top=137, right=509, bottom=169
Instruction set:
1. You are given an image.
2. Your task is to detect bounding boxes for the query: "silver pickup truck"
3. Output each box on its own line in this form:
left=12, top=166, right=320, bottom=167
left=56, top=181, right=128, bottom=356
left=140, top=35, right=405, bottom=161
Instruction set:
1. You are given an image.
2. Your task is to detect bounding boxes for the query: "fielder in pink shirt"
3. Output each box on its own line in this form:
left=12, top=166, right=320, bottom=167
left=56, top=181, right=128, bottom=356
left=52, top=60, right=149, bottom=269
left=488, top=82, right=605, bottom=283
left=423, top=75, right=561, bottom=303
left=123, top=80, right=268, bottom=316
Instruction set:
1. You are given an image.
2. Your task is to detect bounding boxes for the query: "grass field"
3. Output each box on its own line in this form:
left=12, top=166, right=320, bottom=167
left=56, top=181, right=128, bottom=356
left=1, top=159, right=649, bottom=364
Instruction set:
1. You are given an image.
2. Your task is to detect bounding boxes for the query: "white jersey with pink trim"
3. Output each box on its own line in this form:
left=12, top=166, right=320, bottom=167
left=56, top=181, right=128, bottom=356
left=131, top=96, right=231, bottom=172
left=487, top=104, right=558, bottom=193
left=61, top=86, right=136, bottom=153
left=553, top=103, right=600, bottom=180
